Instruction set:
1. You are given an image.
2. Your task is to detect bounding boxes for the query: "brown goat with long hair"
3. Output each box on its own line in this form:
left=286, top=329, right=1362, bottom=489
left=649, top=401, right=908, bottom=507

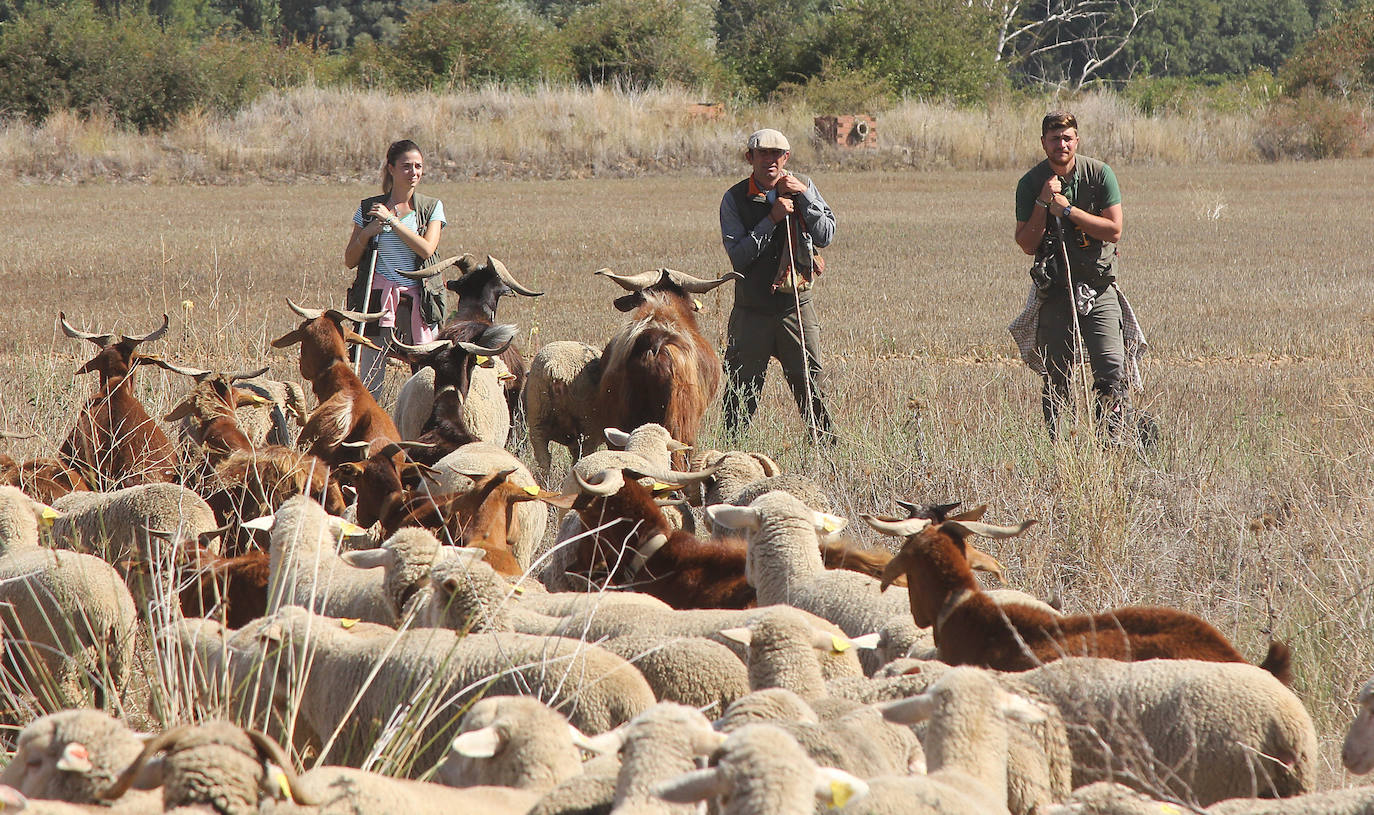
left=58, top=313, right=180, bottom=488
left=270, top=300, right=400, bottom=466
left=553, top=466, right=756, bottom=609
left=865, top=508, right=1293, bottom=684
left=594, top=269, right=738, bottom=464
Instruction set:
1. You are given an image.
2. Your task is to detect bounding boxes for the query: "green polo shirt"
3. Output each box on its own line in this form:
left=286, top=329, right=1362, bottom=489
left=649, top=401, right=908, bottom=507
left=1016, top=155, right=1122, bottom=288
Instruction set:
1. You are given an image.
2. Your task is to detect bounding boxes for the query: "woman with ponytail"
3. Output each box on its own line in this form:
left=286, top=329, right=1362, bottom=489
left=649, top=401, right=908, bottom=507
left=343, top=139, right=448, bottom=399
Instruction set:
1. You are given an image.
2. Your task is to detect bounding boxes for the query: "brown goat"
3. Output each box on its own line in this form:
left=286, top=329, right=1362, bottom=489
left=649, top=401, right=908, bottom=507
left=554, top=466, right=755, bottom=609
left=595, top=269, right=738, bottom=465
left=178, top=544, right=270, bottom=627
left=0, top=455, right=89, bottom=502
left=163, top=366, right=272, bottom=465
left=57, top=313, right=180, bottom=488
left=270, top=300, right=401, bottom=466
left=865, top=510, right=1293, bottom=684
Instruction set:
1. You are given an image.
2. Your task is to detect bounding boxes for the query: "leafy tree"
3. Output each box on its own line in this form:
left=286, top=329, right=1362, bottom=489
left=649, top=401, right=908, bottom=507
left=562, top=0, right=723, bottom=87
left=1281, top=0, right=1374, bottom=96
left=816, top=0, right=1001, bottom=102
left=715, top=0, right=827, bottom=97
left=388, top=0, right=568, bottom=87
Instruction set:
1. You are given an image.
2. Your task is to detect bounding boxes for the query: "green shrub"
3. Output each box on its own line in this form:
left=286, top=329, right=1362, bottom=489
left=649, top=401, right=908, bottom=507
left=1124, top=72, right=1279, bottom=115
left=771, top=58, right=892, bottom=112
left=561, top=0, right=725, bottom=88
left=715, top=0, right=825, bottom=98
left=815, top=0, right=1001, bottom=104
left=387, top=0, right=569, bottom=88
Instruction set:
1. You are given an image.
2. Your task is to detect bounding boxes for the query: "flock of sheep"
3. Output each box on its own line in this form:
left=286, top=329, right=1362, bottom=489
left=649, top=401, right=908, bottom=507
left=1, top=252, right=1373, bottom=814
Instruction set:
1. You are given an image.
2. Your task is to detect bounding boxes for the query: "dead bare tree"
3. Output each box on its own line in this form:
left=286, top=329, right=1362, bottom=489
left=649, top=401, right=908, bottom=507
left=972, top=0, right=1156, bottom=89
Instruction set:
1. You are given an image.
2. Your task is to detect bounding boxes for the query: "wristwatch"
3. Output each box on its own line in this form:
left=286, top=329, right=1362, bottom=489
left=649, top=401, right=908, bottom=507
left=1061, top=204, right=1074, bottom=218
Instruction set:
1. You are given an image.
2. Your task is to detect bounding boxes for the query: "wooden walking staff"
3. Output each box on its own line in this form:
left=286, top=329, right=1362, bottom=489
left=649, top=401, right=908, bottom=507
left=1051, top=204, right=1096, bottom=431
left=780, top=208, right=823, bottom=451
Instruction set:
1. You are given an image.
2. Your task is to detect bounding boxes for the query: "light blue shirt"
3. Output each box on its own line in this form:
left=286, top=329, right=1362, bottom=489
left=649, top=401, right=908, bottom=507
left=353, top=201, right=447, bottom=286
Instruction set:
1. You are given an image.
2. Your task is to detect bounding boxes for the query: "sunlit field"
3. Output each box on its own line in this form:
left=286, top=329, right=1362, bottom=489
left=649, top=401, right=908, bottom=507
left=1, top=156, right=1373, bottom=786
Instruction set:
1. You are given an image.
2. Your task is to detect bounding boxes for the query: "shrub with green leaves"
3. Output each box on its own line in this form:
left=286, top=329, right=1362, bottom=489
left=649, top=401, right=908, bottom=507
left=561, top=0, right=724, bottom=89
left=1280, top=0, right=1374, bottom=98
left=383, top=0, right=569, bottom=89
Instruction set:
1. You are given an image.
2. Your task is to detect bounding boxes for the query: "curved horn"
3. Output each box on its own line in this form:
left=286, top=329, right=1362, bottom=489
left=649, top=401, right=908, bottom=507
left=58, top=312, right=115, bottom=345
left=458, top=324, right=517, bottom=357
left=285, top=299, right=324, bottom=320
left=246, top=729, right=319, bottom=805
left=100, top=725, right=195, bottom=800
left=895, top=500, right=962, bottom=520
left=123, top=314, right=170, bottom=345
left=948, top=519, right=1038, bottom=539
left=391, top=336, right=451, bottom=356
left=418, top=255, right=465, bottom=279
left=594, top=268, right=663, bottom=292
left=139, top=356, right=212, bottom=378
left=626, top=462, right=722, bottom=486
left=328, top=307, right=387, bottom=324
left=228, top=366, right=271, bottom=382
left=749, top=452, right=781, bottom=478
left=488, top=256, right=543, bottom=297
left=574, top=468, right=625, bottom=497
left=861, top=514, right=933, bottom=538
left=665, top=270, right=743, bottom=294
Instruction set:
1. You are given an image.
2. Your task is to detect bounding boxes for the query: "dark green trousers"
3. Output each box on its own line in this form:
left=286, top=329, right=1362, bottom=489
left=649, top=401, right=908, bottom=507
left=1037, top=284, right=1127, bottom=434
left=722, top=301, right=833, bottom=438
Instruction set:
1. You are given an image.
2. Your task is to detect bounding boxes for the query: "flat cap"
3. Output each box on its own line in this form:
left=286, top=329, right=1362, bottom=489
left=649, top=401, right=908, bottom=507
left=746, top=128, right=790, bottom=151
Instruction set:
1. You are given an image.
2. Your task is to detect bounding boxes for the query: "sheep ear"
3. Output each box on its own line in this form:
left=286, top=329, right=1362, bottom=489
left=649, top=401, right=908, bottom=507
left=815, top=767, right=869, bottom=808
left=654, top=768, right=725, bottom=804
left=603, top=427, right=630, bottom=447
left=878, top=692, right=937, bottom=725
left=241, top=514, right=276, bottom=532
left=340, top=548, right=391, bottom=569
left=571, top=725, right=626, bottom=756
left=812, top=511, right=847, bottom=536
left=818, top=631, right=879, bottom=652
left=1001, top=692, right=1047, bottom=725
left=718, top=626, right=752, bottom=647
left=450, top=726, right=503, bottom=758
left=705, top=504, right=761, bottom=532
left=56, top=742, right=93, bottom=773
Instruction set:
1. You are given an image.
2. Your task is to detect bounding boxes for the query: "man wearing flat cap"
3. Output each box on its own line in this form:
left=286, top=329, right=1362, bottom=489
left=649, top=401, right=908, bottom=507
left=718, top=128, right=837, bottom=443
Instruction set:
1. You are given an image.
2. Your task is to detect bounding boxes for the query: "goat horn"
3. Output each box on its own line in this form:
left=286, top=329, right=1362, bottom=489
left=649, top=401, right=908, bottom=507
left=666, top=270, right=743, bottom=293
left=947, top=519, right=1038, bottom=539
left=594, top=268, right=662, bottom=292
left=58, top=312, right=115, bottom=345
left=329, top=307, right=387, bottom=324
left=626, top=461, right=721, bottom=485
left=395, top=440, right=437, bottom=452
left=228, top=366, right=271, bottom=382
left=489, top=256, right=543, bottom=297
left=458, top=334, right=516, bottom=357
left=749, top=452, right=781, bottom=477
left=0, top=429, right=36, bottom=440
left=391, top=336, right=451, bottom=356
left=574, top=468, right=625, bottom=497
left=285, top=299, right=324, bottom=320
left=122, top=314, right=170, bottom=345
left=138, top=356, right=212, bottom=378
left=417, top=255, right=465, bottom=278
left=861, top=514, right=932, bottom=538
left=246, top=729, right=319, bottom=806
left=895, top=500, right=962, bottom=520
left=100, top=724, right=196, bottom=800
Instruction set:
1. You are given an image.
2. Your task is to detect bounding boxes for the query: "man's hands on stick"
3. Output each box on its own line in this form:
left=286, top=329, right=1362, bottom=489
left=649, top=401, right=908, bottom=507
left=769, top=172, right=808, bottom=223
left=1040, top=176, right=1071, bottom=217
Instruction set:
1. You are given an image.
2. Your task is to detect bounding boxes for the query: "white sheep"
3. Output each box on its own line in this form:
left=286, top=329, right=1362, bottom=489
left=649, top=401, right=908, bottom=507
left=1019, top=656, right=1318, bottom=806
left=654, top=723, right=866, bottom=813
left=0, top=486, right=138, bottom=710
left=51, top=483, right=223, bottom=570
left=843, top=666, right=1048, bottom=815
left=562, top=423, right=689, bottom=495
left=1045, top=781, right=1374, bottom=815
left=394, top=362, right=512, bottom=447
left=217, top=605, right=656, bottom=773
left=522, top=340, right=605, bottom=474
left=1343, top=675, right=1374, bottom=774
left=267, top=766, right=541, bottom=814
left=573, top=702, right=726, bottom=813
left=0, top=709, right=147, bottom=804
left=335, top=527, right=455, bottom=620
left=425, top=442, right=547, bottom=569
left=435, top=696, right=585, bottom=793
left=258, top=495, right=392, bottom=624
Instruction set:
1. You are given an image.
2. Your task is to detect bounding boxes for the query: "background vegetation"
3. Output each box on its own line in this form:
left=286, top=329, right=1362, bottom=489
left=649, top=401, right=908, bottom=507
left=0, top=0, right=1370, bottom=170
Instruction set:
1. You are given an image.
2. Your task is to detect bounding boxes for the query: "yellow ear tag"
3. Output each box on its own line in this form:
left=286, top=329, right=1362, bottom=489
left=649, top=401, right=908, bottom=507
left=693, top=298, right=704, bottom=310
left=652, top=482, right=675, bottom=492
left=475, top=355, right=490, bottom=365
left=340, top=618, right=360, bottom=629
left=499, top=372, right=517, bottom=382
left=269, top=764, right=292, bottom=799
left=339, top=521, right=366, bottom=537
left=829, top=780, right=853, bottom=809
left=523, top=485, right=541, bottom=496
left=40, top=506, right=60, bottom=526
left=513, top=584, right=525, bottom=595
left=821, top=518, right=842, bottom=533
left=1159, top=806, right=1184, bottom=815
left=830, top=634, right=851, bottom=654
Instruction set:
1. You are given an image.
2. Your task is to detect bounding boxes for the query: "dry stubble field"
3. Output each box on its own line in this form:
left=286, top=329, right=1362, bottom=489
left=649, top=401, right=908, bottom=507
left=1, top=157, right=1373, bottom=786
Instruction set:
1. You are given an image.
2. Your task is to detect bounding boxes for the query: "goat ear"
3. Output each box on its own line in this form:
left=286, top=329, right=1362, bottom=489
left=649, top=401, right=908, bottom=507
left=654, top=768, right=725, bottom=804
left=270, top=329, right=302, bottom=349
left=539, top=492, right=579, bottom=510
left=234, top=386, right=272, bottom=407
left=949, top=504, right=988, bottom=522
left=612, top=293, right=643, bottom=313
left=879, top=550, right=910, bottom=593
left=705, top=504, right=761, bottom=532
left=163, top=400, right=196, bottom=423
left=965, top=546, right=1005, bottom=583
left=450, top=726, right=504, bottom=758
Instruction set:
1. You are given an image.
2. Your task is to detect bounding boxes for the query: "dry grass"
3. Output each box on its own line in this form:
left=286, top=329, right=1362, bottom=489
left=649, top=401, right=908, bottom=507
left=0, top=85, right=1292, bottom=183
left=1, top=157, right=1373, bottom=790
